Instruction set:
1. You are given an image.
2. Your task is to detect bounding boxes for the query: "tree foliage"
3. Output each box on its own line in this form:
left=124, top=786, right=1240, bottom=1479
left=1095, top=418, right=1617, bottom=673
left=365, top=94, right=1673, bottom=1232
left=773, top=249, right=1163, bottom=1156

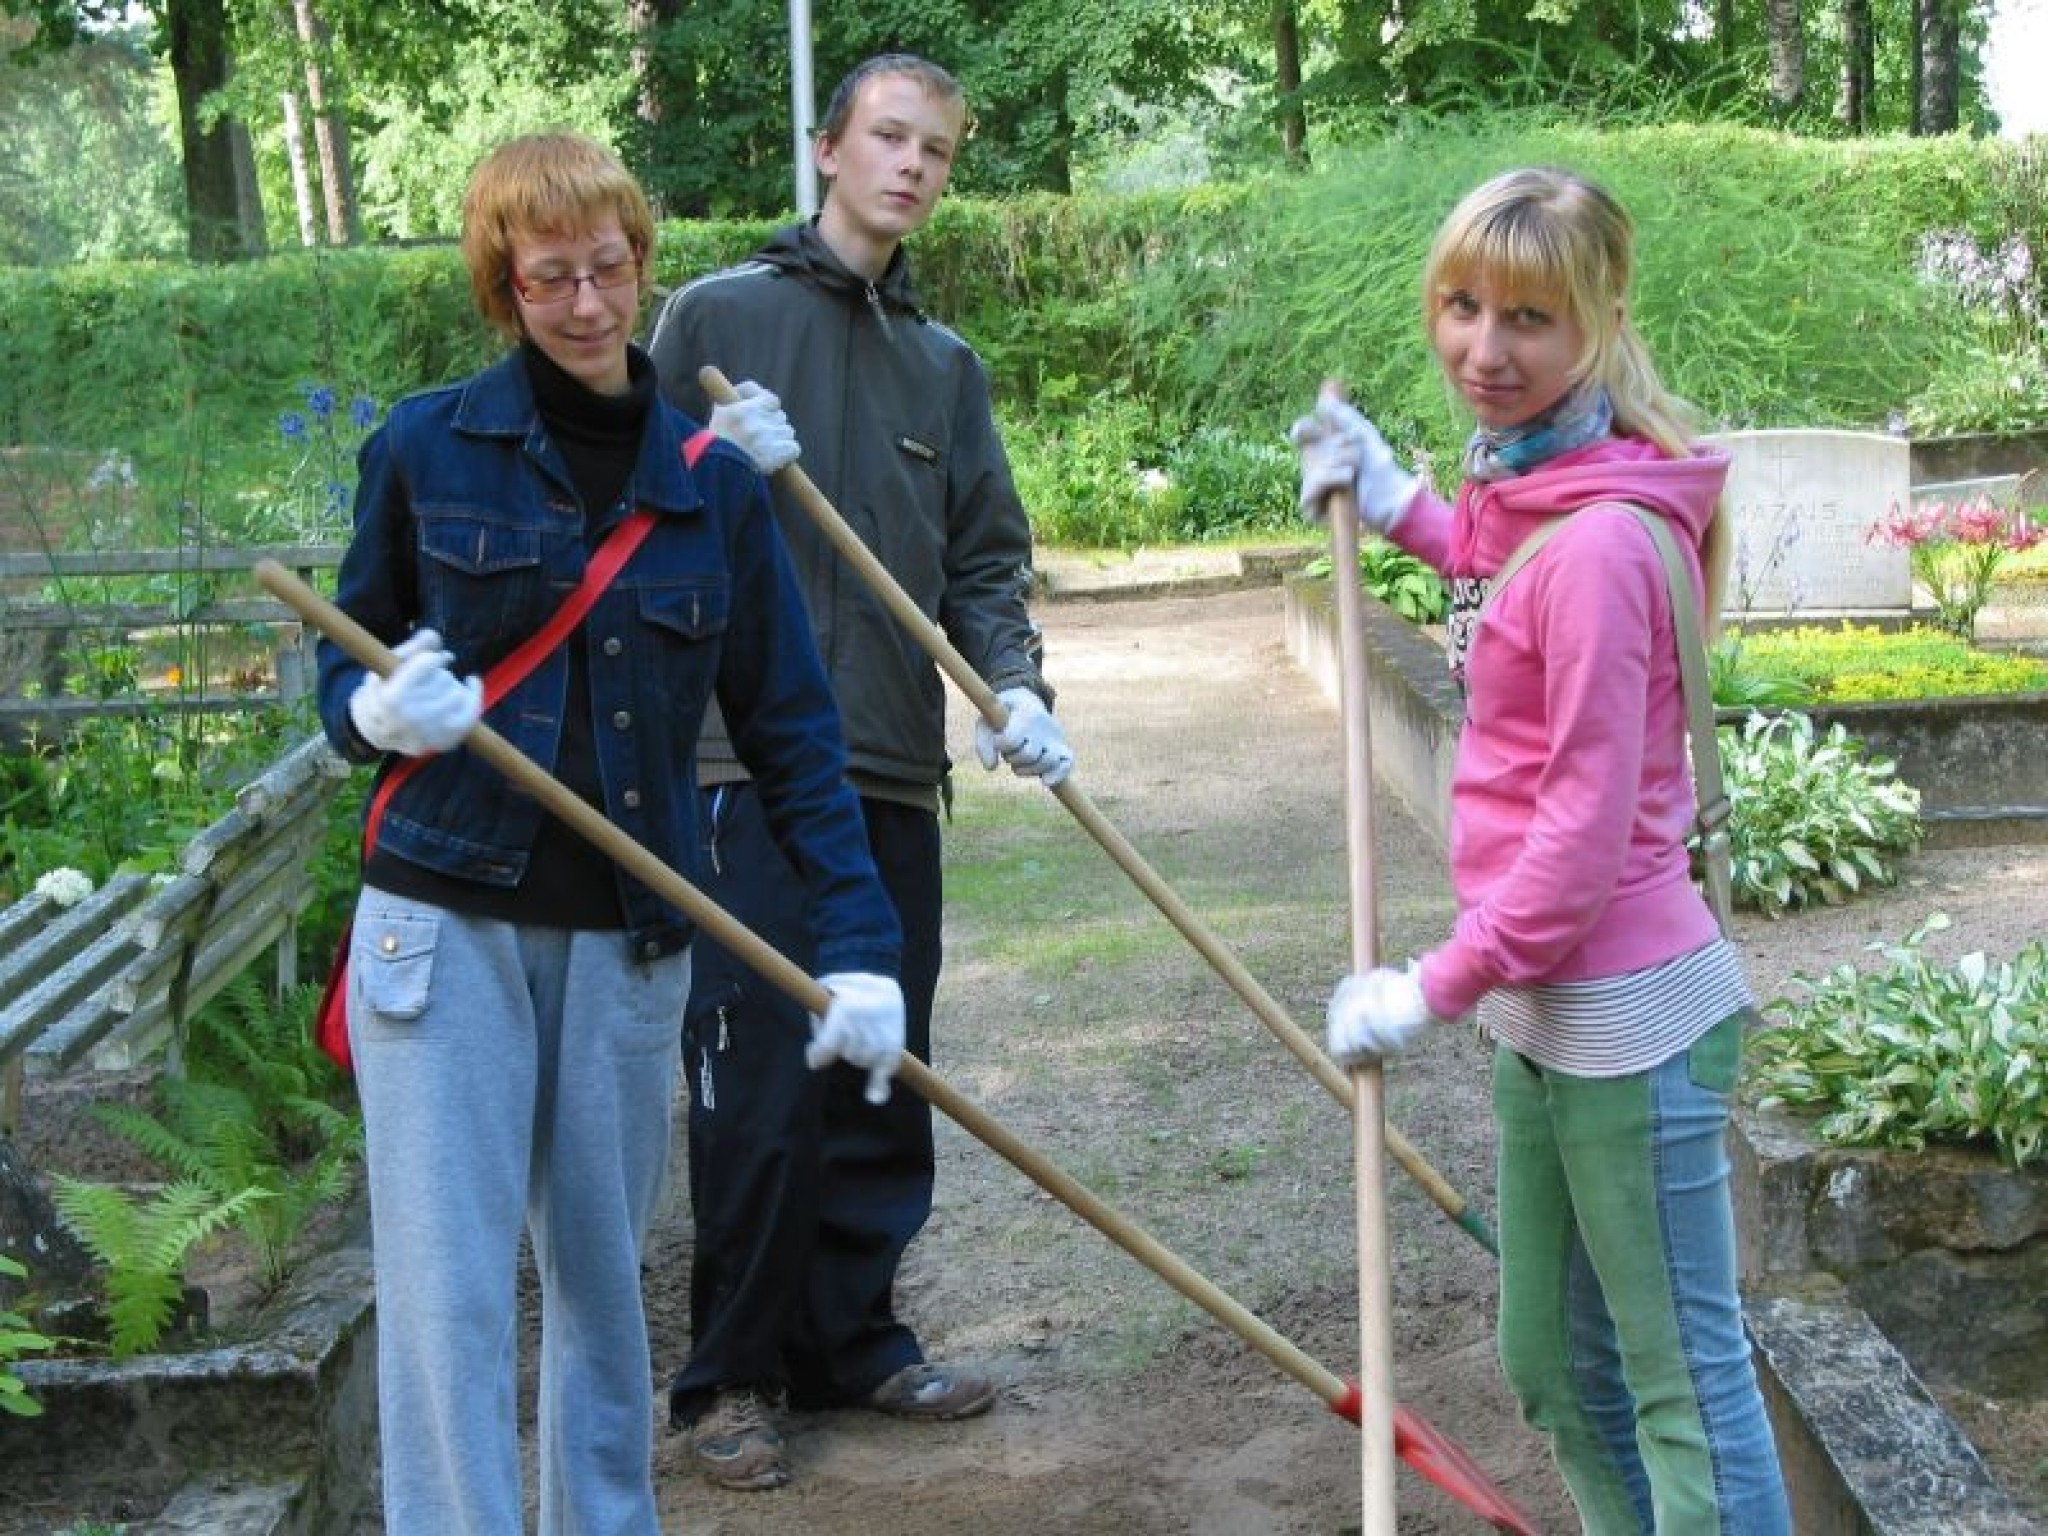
left=0, top=0, right=2015, bottom=264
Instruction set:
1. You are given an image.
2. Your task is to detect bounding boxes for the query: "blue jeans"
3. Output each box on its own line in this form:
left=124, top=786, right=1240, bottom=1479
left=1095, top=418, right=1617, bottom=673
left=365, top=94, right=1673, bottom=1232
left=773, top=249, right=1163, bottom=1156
left=1493, top=1014, right=1791, bottom=1535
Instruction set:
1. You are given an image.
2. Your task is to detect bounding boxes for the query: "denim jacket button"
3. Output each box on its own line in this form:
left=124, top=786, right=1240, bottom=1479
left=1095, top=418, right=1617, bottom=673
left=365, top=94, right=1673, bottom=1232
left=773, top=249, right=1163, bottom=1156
left=602, top=636, right=623, bottom=656
left=611, top=710, right=632, bottom=730
left=622, top=789, right=642, bottom=809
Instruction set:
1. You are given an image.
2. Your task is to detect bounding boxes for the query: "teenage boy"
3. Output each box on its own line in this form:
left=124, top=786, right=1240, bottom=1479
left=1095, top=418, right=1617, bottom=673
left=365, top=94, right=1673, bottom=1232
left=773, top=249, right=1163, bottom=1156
left=647, top=53, right=1071, bottom=1492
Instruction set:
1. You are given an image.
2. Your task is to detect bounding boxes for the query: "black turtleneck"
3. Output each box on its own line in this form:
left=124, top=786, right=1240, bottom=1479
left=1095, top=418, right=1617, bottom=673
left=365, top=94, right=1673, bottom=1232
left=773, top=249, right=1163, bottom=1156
left=365, top=343, right=657, bottom=929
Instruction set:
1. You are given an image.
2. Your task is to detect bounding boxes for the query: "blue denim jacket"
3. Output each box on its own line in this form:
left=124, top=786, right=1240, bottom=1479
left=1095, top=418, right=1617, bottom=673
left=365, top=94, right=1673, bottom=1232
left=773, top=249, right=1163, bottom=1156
left=316, top=350, right=900, bottom=976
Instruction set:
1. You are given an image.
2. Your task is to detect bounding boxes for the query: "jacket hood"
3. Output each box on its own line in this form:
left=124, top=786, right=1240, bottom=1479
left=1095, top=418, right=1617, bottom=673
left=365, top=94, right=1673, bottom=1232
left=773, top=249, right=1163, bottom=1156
left=750, top=219, right=924, bottom=317
left=1449, top=437, right=1729, bottom=576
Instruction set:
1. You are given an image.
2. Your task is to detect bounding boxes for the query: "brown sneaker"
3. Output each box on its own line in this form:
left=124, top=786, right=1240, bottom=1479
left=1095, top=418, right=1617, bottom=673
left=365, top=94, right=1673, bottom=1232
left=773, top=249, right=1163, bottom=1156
left=867, top=1362, right=997, bottom=1421
left=687, top=1387, right=789, bottom=1491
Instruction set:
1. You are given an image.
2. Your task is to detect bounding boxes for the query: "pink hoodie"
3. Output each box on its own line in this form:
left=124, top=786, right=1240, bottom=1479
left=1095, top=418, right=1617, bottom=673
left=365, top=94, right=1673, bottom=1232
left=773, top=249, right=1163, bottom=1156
left=1392, top=437, right=1731, bottom=1022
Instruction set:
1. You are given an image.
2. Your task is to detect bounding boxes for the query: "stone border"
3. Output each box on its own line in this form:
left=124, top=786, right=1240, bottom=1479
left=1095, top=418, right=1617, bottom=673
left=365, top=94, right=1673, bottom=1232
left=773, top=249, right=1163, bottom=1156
left=0, top=1208, right=378, bottom=1534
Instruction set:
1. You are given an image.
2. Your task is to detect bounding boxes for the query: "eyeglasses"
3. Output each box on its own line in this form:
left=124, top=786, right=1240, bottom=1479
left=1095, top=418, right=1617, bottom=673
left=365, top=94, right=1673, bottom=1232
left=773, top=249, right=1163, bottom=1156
left=509, top=254, right=641, bottom=306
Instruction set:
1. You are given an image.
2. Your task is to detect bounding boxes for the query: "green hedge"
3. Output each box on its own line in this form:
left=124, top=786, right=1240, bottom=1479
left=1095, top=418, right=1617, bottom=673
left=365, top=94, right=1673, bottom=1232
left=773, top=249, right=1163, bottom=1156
left=0, top=121, right=2038, bottom=525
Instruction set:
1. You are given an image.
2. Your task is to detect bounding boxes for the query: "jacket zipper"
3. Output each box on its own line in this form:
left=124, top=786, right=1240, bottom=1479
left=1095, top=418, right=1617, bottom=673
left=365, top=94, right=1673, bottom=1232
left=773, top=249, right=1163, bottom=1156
left=865, top=281, right=894, bottom=342
left=698, top=1002, right=732, bottom=1110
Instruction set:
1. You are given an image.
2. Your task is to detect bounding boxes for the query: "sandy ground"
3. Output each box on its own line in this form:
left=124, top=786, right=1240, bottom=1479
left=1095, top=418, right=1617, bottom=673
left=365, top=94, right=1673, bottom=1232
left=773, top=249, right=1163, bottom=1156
left=630, top=584, right=2045, bottom=1534
left=16, top=582, right=2043, bottom=1532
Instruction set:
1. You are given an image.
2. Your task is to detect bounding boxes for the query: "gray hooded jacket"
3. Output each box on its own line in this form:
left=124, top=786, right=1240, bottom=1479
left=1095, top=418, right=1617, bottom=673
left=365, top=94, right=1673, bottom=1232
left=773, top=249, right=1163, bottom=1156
left=647, top=220, right=1048, bottom=805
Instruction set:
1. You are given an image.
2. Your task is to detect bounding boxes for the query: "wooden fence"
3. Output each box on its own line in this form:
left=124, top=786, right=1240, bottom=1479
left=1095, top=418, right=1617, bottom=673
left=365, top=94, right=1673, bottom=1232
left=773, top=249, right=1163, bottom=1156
left=0, top=733, right=349, bottom=1139
left=0, top=544, right=345, bottom=745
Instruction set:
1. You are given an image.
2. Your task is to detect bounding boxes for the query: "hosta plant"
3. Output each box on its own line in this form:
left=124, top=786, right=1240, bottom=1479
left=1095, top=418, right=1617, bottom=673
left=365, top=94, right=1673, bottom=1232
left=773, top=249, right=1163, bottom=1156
left=1717, top=711, right=1922, bottom=917
left=1748, top=914, right=2048, bottom=1170
left=1302, top=538, right=1450, bottom=624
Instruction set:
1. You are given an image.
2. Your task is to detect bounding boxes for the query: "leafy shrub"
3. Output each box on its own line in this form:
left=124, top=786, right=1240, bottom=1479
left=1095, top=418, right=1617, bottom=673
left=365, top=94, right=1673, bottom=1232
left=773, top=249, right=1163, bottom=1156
left=1007, top=392, right=1179, bottom=549
left=1, top=703, right=308, bottom=903
left=1749, top=914, right=2048, bottom=1169
left=1708, top=635, right=1814, bottom=709
left=1719, top=711, right=1922, bottom=917
left=0, top=1254, right=58, bottom=1417
left=1158, top=425, right=1297, bottom=541
left=1726, top=623, right=2048, bottom=703
left=1357, top=540, right=1449, bottom=624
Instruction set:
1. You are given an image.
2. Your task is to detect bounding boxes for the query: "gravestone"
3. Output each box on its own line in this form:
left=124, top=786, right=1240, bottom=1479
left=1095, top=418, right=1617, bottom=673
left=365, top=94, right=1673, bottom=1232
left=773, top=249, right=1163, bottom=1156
left=1703, top=429, right=1913, bottom=617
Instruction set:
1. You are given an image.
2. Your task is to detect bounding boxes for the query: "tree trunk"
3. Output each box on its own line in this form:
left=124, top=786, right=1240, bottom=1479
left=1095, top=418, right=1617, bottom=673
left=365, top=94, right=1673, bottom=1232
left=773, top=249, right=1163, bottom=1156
left=1716, top=0, right=1738, bottom=61
left=1766, top=0, right=1804, bottom=112
left=292, top=0, right=358, bottom=244
left=1838, top=0, right=1873, bottom=130
left=282, top=89, right=319, bottom=247
left=1915, top=0, right=1960, bottom=132
left=231, top=117, right=269, bottom=257
left=165, top=0, right=250, bottom=262
left=1273, top=0, right=1306, bottom=165
left=629, top=0, right=681, bottom=130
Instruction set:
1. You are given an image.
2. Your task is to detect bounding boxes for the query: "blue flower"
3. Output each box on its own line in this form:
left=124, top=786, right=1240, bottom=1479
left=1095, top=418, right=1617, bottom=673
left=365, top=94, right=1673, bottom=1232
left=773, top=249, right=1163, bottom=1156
left=279, top=411, right=308, bottom=443
left=305, top=385, right=337, bottom=420
left=350, top=395, right=379, bottom=431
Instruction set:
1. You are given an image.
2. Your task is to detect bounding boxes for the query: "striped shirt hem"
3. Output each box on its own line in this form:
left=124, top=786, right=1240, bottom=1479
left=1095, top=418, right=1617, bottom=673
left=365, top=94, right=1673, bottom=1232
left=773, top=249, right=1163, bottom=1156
left=1481, top=938, right=1753, bottom=1077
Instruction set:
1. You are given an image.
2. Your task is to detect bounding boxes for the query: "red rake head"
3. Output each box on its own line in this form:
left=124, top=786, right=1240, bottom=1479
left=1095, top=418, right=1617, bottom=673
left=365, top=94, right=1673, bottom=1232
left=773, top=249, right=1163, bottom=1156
left=1332, top=1380, right=1544, bottom=1535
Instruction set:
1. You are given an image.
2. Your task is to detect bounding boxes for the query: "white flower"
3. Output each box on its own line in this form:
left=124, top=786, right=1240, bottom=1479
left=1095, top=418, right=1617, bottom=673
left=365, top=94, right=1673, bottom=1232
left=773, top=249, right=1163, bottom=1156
left=33, top=868, right=94, bottom=909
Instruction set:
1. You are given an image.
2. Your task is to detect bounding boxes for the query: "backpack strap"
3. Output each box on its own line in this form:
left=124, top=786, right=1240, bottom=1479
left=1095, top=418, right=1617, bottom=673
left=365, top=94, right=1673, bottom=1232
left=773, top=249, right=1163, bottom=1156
left=1617, top=505, right=1734, bottom=933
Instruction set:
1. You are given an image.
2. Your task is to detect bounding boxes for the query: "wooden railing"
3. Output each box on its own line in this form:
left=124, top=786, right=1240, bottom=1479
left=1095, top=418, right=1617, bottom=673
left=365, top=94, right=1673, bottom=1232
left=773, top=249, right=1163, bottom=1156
left=0, top=544, right=345, bottom=743
left=0, top=733, right=349, bottom=1138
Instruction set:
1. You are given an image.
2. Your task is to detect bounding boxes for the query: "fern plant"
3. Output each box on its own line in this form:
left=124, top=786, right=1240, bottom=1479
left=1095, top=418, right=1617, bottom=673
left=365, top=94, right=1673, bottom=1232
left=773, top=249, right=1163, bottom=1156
left=47, top=1178, right=269, bottom=1357
left=1717, top=711, right=1923, bottom=916
left=92, top=979, right=362, bottom=1287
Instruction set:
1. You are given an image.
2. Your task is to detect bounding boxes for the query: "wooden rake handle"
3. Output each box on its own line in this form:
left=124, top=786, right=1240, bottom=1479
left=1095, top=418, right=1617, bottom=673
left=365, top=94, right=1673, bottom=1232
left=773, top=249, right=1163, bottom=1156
left=257, top=559, right=1359, bottom=1413
left=1326, top=482, right=1399, bottom=1534
left=698, top=366, right=1496, bottom=1258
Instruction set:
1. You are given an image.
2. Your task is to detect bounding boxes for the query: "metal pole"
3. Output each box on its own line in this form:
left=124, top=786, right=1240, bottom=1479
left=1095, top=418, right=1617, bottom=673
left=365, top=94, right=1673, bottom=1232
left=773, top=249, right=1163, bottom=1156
left=789, top=0, right=818, bottom=216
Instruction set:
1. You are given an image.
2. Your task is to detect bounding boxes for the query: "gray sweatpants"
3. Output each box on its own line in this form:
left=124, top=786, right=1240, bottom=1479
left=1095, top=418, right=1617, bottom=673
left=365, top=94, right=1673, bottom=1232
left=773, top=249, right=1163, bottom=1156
left=348, top=889, right=688, bottom=1536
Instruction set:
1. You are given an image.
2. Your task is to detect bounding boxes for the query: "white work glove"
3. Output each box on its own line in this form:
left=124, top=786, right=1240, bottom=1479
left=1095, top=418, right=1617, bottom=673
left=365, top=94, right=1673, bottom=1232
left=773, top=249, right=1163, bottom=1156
left=347, top=628, right=484, bottom=757
left=709, top=380, right=800, bottom=474
left=1326, top=961, right=1433, bottom=1064
left=1288, top=388, right=1419, bottom=535
left=807, top=971, right=906, bottom=1105
left=974, top=687, right=1075, bottom=788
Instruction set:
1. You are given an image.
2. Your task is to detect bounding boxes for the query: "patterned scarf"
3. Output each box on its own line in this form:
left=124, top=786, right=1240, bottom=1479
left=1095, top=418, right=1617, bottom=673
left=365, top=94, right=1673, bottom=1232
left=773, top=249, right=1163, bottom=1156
left=1461, top=382, right=1614, bottom=483
left=1443, top=382, right=1616, bottom=685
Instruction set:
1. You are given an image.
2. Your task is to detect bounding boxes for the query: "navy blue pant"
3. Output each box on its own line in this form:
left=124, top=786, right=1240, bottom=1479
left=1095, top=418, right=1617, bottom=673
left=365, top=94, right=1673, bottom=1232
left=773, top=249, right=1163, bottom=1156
left=669, top=783, right=942, bottom=1423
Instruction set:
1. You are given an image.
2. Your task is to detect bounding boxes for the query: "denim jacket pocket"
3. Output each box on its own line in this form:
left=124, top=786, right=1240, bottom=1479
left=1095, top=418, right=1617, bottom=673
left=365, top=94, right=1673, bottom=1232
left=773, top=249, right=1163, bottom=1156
left=416, top=510, right=549, bottom=643
left=636, top=576, right=731, bottom=641
left=636, top=577, right=732, bottom=714
left=351, top=909, right=440, bottom=1021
